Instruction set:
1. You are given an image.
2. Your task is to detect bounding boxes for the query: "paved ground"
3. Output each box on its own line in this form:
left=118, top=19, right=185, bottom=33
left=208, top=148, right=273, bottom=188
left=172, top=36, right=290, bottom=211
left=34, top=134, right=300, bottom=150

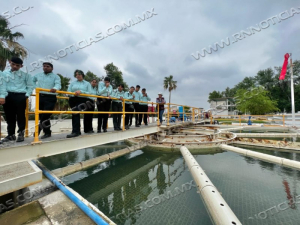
left=0, top=120, right=160, bottom=149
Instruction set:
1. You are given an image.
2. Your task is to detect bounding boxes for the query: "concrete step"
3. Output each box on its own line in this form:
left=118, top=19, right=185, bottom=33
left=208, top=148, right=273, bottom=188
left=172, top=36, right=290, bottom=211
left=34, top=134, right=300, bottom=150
left=0, top=161, right=42, bottom=196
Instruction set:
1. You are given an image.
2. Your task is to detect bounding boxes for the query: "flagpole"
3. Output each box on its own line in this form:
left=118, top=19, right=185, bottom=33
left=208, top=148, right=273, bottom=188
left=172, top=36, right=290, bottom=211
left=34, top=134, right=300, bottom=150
left=290, top=53, right=295, bottom=126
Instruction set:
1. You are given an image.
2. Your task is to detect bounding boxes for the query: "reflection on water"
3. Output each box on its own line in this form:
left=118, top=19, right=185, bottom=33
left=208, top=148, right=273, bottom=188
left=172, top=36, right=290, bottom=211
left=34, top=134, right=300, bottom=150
left=39, top=141, right=128, bottom=170
left=52, top=146, right=300, bottom=225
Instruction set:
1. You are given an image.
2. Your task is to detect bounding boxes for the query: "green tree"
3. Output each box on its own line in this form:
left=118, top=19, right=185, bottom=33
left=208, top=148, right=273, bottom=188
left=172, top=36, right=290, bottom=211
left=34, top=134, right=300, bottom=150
left=234, top=77, right=256, bottom=90
left=208, top=90, right=222, bottom=102
left=84, top=70, right=102, bottom=83
left=235, top=87, right=279, bottom=114
left=0, top=16, right=27, bottom=71
left=104, top=63, right=128, bottom=90
left=163, top=75, right=177, bottom=103
left=222, top=87, right=236, bottom=97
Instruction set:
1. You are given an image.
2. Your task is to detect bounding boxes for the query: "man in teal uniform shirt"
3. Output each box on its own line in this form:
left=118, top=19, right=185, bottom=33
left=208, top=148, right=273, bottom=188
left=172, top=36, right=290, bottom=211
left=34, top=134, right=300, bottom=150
left=0, top=57, right=34, bottom=142
left=33, top=62, right=61, bottom=139
left=97, top=77, right=112, bottom=133
left=111, top=84, right=124, bottom=131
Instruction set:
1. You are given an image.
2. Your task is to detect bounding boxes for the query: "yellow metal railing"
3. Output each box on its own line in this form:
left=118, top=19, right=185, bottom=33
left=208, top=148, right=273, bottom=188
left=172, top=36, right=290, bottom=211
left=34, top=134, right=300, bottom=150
left=26, top=88, right=199, bottom=143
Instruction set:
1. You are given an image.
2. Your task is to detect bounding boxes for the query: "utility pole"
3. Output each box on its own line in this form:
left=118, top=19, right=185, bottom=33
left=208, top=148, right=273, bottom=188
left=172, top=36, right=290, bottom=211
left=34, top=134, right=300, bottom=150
left=290, top=53, right=295, bottom=126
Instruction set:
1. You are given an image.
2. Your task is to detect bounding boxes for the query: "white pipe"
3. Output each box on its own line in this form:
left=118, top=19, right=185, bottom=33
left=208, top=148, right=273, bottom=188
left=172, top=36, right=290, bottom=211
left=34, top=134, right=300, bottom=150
left=236, top=133, right=298, bottom=137
left=220, top=144, right=300, bottom=170
left=180, top=146, right=242, bottom=225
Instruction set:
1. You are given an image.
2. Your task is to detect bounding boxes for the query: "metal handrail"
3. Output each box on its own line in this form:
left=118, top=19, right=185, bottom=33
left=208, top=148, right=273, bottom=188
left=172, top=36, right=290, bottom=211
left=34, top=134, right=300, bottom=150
left=29, top=88, right=198, bottom=143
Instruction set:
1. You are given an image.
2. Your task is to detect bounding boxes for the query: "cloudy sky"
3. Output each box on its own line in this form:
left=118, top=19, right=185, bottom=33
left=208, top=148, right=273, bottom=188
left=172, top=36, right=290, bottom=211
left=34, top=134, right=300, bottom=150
left=2, top=0, right=300, bottom=109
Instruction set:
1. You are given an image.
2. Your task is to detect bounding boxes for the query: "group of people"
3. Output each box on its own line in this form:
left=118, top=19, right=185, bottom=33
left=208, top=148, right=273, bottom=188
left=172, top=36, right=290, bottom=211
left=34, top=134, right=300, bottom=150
left=0, top=57, right=166, bottom=143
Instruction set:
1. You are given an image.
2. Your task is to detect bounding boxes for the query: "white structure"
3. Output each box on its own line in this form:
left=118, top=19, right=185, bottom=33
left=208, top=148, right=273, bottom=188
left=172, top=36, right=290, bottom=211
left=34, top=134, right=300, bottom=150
left=208, top=98, right=238, bottom=116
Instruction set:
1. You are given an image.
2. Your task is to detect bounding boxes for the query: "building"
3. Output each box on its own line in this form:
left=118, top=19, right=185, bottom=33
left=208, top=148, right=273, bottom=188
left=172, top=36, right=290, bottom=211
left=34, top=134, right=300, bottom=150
left=208, top=97, right=238, bottom=116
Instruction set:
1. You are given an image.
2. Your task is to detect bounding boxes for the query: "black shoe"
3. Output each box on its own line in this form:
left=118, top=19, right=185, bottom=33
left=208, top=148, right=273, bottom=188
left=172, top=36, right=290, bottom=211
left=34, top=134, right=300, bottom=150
left=41, top=133, right=51, bottom=139
left=66, top=133, right=80, bottom=138
left=85, top=131, right=94, bottom=134
left=103, top=129, right=107, bottom=132
left=125, top=125, right=129, bottom=130
left=97, top=130, right=101, bottom=133
left=135, top=125, right=140, bottom=127
left=16, top=135, right=24, bottom=142
left=145, top=124, right=148, bottom=126
left=2, top=135, right=16, bottom=142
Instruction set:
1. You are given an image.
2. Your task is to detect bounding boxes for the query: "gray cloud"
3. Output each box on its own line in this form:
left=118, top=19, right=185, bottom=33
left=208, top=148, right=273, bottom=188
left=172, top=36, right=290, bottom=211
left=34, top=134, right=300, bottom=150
left=1, top=0, right=300, bottom=109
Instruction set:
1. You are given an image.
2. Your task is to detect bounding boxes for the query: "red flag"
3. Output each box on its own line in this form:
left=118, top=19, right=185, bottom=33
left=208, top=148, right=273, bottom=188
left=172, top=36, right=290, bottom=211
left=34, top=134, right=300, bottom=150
left=279, top=53, right=290, bottom=80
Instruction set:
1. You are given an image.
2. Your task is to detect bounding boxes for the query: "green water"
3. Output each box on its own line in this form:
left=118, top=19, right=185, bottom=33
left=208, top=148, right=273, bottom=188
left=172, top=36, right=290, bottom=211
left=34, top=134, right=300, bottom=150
left=55, top=147, right=300, bottom=225
left=39, top=141, right=128, bottom=170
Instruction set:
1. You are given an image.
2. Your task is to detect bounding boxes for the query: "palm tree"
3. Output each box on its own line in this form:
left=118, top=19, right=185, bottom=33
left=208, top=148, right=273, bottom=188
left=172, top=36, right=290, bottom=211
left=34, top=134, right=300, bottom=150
left=163, top=75, right=177, bottom=103
left=0, top=16, right=28, bottom=71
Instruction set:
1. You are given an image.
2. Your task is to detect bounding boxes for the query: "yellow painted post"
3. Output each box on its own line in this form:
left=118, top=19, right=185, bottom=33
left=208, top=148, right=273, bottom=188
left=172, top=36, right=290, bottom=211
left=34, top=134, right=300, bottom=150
left=283, top=115, right=285, bottom=126
left=239, top=115, right=241, bottom=126
left=25, top=98, right=29, bottom=137
left=157, top=104, right=160, bottom=126
left=32, top=89, right=41, bottom=143
left=192, top=108, right=195, bottom=123
left=167, top=103, right=170, bottom=126
left=122, top=99, right=125, bottom=131
left=210, top=112, right=212, bottom=124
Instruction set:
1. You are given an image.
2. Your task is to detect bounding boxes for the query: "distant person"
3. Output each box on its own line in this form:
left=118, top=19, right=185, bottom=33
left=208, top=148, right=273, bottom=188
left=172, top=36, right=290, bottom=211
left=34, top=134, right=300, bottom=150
left=205, top=112, right=209, bottom=119
left=133, top=85, right=141, bottom=127
left=66, top=70, right=93, bottom=138
left=0, top=57, right=34, bottom=142
left=124, top=86, right=135, bottom=130
left=156, top=92, right=166, bottom=124
left=97, top=77, right=112, bottom=133
left=32, top=62, right=61, bottom=139
left=111, top=84, right=125, bottom=131
left=139, top=88, right=151, bottom=126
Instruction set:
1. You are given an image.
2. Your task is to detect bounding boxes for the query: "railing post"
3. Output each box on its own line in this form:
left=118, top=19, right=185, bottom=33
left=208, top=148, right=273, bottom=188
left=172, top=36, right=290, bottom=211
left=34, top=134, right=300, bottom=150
left=122, top=99, right=125, bottom=131
left=183, top=106, right=185, bottom=122
left=283, top=114, right=285, bottom=126
left=25, top=98, right=29, bottom=137
left=32, top=89, right=41, bottom=143
left=167, top=103, right=170, bottom=126
left=151, top=103, right=154, bottom=124
left=210, top=112, right=212, bottom=125
left=157, top=104, right=160, bottom=126
left=0, top=112, right=1, bottom=138
left=239, top=115, right=241, bottom=126
left=192, top=108, right=195, bottom=123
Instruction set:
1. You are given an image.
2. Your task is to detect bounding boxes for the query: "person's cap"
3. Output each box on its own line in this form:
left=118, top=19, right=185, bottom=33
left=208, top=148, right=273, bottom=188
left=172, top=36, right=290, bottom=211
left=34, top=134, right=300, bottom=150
left=158, top=92, right=163, bottom=95
left=43, top=62, right=53, bottom=68
left=10, top=57, right=23, bottom=65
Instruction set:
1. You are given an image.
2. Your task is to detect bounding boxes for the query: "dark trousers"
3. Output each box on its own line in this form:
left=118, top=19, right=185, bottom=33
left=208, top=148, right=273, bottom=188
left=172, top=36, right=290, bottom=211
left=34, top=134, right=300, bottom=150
left=159, top=109, right=164, bottom=123
left=139, top=105, right=148, bottom=125
left=84, top=99, right=95, bottom=132
left=97, top=98, right=111, bottom=131
left=112, top=102, right=122, bottom=129
left=39, top=94, right=57, bottom=134
left=3, top=92, right=27, bottom=136
left=125, top=104, right=134, bottom=126
left=133, top=103, right=140, bottom=125
left=69, top=97, right=94, bottom=134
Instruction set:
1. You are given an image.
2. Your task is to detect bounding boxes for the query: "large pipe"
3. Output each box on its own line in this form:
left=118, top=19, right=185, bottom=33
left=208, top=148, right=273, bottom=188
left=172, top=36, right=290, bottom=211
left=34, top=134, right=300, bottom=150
left=52, top=142, right=147, bottom=177
left=180, top=146, right=242, bottom=225
left=236, top=133, right=298, bottom=137
left=33, top=160, right=112, bottom=225
left=220, top=144, right=300, bottom=170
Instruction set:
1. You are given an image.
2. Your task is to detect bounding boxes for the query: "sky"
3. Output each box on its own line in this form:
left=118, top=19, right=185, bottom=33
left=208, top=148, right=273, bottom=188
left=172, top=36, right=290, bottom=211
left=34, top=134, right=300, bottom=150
left=1, top=0, right=300, bottom=109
